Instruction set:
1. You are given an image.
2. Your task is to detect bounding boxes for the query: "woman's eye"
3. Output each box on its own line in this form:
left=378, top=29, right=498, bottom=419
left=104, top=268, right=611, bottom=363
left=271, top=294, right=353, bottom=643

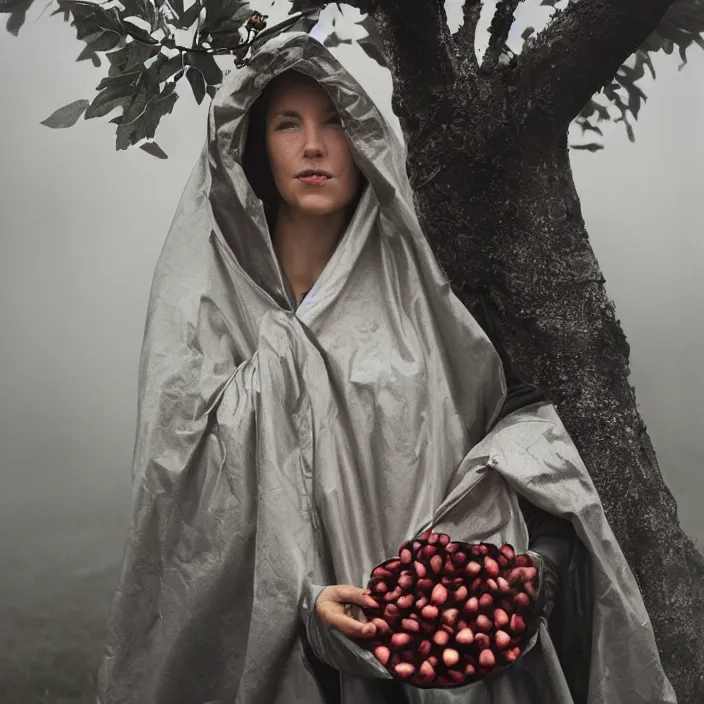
left=275, top=121, right=297, bottom=131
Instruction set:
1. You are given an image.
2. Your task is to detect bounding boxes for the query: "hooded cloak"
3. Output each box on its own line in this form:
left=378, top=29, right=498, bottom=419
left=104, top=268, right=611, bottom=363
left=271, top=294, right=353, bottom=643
left=96, top=31, right=676, bottom=704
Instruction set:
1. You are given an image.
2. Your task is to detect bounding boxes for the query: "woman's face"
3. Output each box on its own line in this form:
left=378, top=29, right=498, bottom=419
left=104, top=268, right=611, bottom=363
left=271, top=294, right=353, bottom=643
left=265, top=74, right=361, bottom=218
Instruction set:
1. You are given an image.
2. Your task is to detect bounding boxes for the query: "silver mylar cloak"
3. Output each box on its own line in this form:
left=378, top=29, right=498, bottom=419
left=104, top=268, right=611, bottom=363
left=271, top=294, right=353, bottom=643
left=96, top=31, right=676, bottom=704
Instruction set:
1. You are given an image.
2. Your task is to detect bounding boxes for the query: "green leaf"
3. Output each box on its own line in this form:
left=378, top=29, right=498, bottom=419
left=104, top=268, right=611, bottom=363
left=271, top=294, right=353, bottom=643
left=58, top=0, right=123, bottom=35
left=5, top=7, right=27, bottom=35
left=86, top=70, right=144, bottom=119
left=106, top=41, right=160, bottom=74
left=40, top=99, right=90, bottom=128
left=115, top=83, right=179, bottom=150
left=121, top=19, right=159, bottom=44
left=172, top=0, right=202, bottom=30
left=84, top=29, right=122, bottom=52
left=140, top=141, right=169, bottom=159
left=2, top=0, right=33, bottom=35
left=77, top=44, right=102, bottom=67
left=0, top=0, right=33, bottom=11
left=185, top=51, right=222, bottom=85
left=120, top=0, right=152, bottom=22
left=157, top=55, right=185, bottom=84
left=186, top=66, right=206, bottom=104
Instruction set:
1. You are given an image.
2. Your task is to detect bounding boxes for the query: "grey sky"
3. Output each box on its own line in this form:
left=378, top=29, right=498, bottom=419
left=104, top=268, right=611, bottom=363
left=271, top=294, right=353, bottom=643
left=0, top=0, right=702, bottom=577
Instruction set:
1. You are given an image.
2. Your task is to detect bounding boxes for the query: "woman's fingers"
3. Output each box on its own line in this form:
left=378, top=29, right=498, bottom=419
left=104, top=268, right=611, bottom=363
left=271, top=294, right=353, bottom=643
left=322, top=606, right=377, bottom=639
left=330, top=584, right=380, bottom=609
left=317, top=585, right=379, bottom=639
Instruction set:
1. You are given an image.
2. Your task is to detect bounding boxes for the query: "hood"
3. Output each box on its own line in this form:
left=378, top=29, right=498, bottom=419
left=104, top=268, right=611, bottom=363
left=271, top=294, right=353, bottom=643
left=204, top=31, right=414, bottom=312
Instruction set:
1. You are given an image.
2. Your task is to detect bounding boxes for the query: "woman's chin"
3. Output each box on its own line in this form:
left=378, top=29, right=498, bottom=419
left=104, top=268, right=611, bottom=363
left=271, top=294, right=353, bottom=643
left=292, top=197, right=347, bottom=218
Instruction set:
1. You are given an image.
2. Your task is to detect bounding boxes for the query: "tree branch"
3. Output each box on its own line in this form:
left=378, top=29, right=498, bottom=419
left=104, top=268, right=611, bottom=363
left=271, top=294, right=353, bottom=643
left=517, top=0, right=678, bottom=133
left=452, top=0, right=482, bottom=70
left=370, top=0, right=458, bottom=139
left=483, top=0, right=521, bottom=70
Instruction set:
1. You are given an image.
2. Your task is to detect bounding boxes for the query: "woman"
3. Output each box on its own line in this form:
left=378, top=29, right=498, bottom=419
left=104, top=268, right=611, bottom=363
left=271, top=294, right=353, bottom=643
left=97, top=32, right=676, bottom=704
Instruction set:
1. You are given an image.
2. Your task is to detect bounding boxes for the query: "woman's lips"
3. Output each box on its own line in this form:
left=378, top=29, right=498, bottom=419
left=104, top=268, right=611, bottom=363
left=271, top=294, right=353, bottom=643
left=297, top=175, right=330, bottom=186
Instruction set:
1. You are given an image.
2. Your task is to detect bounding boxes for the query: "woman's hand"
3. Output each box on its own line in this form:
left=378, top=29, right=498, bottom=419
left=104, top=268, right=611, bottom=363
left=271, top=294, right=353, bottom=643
left=316, top=585, right=380, bottom=640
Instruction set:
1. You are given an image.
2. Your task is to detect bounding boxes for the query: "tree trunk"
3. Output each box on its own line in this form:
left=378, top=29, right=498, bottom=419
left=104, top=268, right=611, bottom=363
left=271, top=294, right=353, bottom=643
left=367, top=2, right=704, bottom=701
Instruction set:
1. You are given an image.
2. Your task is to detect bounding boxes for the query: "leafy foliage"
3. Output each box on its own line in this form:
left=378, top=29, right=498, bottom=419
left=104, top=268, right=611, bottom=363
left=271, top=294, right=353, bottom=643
left=2, top=0, right=702, bottom=156
left=535, top=0, right=704, bottom=149
left=1, top=0, right=35, bottom=36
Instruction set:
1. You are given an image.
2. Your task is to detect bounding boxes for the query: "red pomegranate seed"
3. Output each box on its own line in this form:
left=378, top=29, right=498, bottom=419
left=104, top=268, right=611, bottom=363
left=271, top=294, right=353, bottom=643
left=521, top=566, right=537, bottom=582
left=479, top=649, right=496, bottom=668
left=402, top=618, right=419, bottom=632
left=514, top=592, right=530, bottom=609
left=456, top=628, right=474, bottom=645
left=391, top=633, right=412, bottom=649
left=419, top=660, right=435, bottom=679
left=441, top=608, right=459, bottom=627
left=479, top=593, right=494, bottom=609
left=384, top=586, right=402, bottom=602
left=453, top=552, right=468, bottom=566
left=413, top=561, right=427, bottom=578
left=433, top=629, right=450, bottom=646
left=374, top=645, right=390, bottom=665
left=476, top=614, right=492, bottom=631
left=484, top=557, right=499, bottom=578
left=510, top=614, right=526, bottom=633
left=464, top=597, right=479, bottom=614
left=494, top=608, right=509, bottom=628
left=495, top=630, right=511, bottom=649
left=500, top=544, right=516, bottom=561
left=421, top=604, right=439, bottom=620
left=465, top=561, right=482, bottom=576
left=397, top=594, right=414, bottom=609
left=475, top=633, right=490, bottom=650
left=431, top=583, right=448, bottom=605
left=443, top=648, right=460, bottom=667
left=394, top=662, right=415, bottom=679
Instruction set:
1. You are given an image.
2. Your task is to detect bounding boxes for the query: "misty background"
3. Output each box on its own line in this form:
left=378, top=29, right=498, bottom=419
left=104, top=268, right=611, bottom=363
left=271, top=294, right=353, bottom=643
left=0, top=1, right=702, bottom=701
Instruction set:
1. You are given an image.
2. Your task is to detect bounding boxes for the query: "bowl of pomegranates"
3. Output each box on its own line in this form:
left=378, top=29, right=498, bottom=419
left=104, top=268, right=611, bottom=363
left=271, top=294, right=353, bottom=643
left=360, top=529, right=539, bottom=688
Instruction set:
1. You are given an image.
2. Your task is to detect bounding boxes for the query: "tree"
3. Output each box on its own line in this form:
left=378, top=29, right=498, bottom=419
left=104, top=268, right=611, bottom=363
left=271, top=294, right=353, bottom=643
left=4, top=0, right=703, bottom=700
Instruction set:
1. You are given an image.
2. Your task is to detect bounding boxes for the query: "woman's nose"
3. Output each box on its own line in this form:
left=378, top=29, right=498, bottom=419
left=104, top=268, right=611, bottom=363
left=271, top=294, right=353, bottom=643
left=302, top=125, right=325, bottom=157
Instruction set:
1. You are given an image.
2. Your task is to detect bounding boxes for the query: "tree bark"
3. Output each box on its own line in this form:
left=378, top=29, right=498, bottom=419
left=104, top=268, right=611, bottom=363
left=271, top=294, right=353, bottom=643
left=365, top=0, right=704, bottom=700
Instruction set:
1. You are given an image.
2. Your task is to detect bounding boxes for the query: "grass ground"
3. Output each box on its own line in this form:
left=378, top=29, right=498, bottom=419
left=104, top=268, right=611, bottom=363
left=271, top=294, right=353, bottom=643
left=0, top=509, right=126, bottom=704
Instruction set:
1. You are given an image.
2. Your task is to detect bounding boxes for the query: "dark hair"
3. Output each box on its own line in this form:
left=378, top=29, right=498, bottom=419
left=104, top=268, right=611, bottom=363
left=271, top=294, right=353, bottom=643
left=241, top=70, right=367, bottom=237
left=242, top=78, right=281, bottom=234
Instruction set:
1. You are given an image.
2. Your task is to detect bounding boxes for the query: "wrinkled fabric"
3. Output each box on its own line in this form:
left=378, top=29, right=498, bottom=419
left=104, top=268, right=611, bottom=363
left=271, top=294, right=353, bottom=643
left=97, top=31, right=676, bottom=704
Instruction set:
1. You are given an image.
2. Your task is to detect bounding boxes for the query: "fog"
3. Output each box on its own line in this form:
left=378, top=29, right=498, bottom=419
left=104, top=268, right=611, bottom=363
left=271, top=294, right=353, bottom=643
left=0, top=0, right=702, bottom=701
